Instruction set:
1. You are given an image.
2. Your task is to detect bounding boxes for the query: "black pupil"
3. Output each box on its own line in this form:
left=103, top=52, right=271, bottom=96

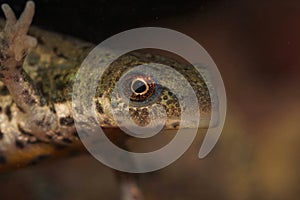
left=132, top=80, right=147, bottom=94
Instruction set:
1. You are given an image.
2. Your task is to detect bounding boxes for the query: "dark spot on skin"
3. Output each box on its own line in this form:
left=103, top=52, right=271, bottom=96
left=62, top=138, right=72, bottom=144
left=22, top=90, right=29, bottom=96
left=20, top=70, right=28, bottom=80
left=59, top=117, right=74, bottom=126
left=1, top=66, right=8, bottom=71
left=72, top=131, right=79, bottom=137
left=172, top=122, right=180, bottom=128
left=0, top=73, right=4, bottom=79
left=15, top=134, right=41, bottom=149
left=142, top=108, right=148, bottom=113
left=0, top=154, right=7, bottom=164
left=13, top=75, right=19, bottom=82
left=27, top=52, right=40, bottom=66
left=36, top=81, right=43, bottom=91
left=18, top=124, right=34, bottom=136
left=36, top=36, right=45, bottom=45
left=22, top=50, right=27, bottom=59
left=0, top=86, right=9, bottom=95
left=49, top=104, right=56, bottom=114
left=21, top=89, right=36, bottom=105
left=0, top=129, right=3, bottom=140
left=15, top=140, right=25, bottom=149
left=1, top=40, right=9, bottom=50
left=28, top=154, right=50, bottom=166
left=167, top=99, right=176, bottom=105
left=5, top=106, right=12, bottom=121
left=16, top=105, right=25, bottom=113
left=55, top=132, right=62, bottom=136
left=95, top=101, right=104, bottom=114
left=15, top=65, right=22, bottom=70
left=103, top=119, right=110, bottom=125
left=35, top=121, right=43, bottom=127
left=39, top=98, right=47, bottom=107
left=46, top=134, right=53, bottom=140
left=54, top=74, right=61, bottom=80
left=53, top=46, right=68, bottom=59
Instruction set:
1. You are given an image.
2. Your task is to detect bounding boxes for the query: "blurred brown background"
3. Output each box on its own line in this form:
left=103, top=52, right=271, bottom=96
left=0, top=0, right=300, bottom=199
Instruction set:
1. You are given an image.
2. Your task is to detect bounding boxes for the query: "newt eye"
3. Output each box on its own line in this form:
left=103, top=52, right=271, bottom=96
left=118, top=73, right=160, bottom=106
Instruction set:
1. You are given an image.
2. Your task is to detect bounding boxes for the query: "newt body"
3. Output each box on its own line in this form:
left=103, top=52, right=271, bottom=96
left=0, top=2, right=213, bottom=199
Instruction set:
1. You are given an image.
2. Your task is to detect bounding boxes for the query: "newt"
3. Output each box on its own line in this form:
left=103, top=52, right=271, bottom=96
left=0, top=1, right=213, bottom=199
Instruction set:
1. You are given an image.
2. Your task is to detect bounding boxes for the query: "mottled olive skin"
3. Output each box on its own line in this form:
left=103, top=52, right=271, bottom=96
left=0, top=19, right=212, bottom=171
left=93, top=51, right=212, bottom=129
left=0, top=19, right=91, bottom=171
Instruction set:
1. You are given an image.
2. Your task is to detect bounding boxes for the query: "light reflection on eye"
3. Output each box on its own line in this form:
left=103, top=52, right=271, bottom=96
left=131, top=78, right=149, bottom=95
